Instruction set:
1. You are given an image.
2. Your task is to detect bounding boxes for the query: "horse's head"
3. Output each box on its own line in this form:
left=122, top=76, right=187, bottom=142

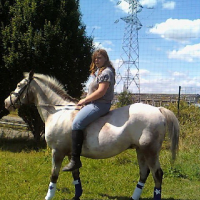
left=4, top=70, right=35, bottom=111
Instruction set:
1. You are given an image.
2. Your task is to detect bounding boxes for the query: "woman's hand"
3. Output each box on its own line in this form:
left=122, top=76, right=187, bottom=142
left=77, top=98, right=87, bottom=106
left=78, top=82, right=109, bottom=106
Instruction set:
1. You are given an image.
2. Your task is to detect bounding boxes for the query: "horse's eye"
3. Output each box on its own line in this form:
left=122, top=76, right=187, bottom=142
left=17, top=83, right=22, bottom=88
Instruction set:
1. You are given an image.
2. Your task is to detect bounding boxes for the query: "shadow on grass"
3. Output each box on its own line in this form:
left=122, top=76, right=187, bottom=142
left=99, top=194, right=187, bottom=200
left=0, top=137, right=46, bottom=152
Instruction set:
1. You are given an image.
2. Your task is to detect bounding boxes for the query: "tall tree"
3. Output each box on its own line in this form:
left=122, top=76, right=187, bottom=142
left=1, top=0, right=93, bottom=98
left=0, top=0, right=94, bottom=139
left=0, top=0, right=16, bottom=118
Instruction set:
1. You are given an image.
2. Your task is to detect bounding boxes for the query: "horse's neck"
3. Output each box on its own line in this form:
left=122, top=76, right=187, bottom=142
left=33, top=81, right=72, bottom=122
left=37, top=99, right=68, bottom=123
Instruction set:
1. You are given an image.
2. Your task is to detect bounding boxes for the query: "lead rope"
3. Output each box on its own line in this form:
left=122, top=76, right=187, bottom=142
left=36, top=104, right=81, bottom=110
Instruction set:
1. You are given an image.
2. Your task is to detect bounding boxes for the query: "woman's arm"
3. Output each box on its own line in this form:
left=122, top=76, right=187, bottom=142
left=77, top=82, right=109, bottom=106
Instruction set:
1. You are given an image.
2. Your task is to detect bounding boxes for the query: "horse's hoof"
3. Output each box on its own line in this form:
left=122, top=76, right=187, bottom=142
left=72, top=197, right=80, bottom=200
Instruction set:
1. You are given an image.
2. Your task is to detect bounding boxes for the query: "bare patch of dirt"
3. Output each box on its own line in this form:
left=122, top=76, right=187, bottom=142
left=0, top=115, right=33, bottom=139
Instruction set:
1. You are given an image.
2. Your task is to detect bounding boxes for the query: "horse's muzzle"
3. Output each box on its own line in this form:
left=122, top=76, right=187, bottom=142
left=4, top=96, right=18, bottom=110
left=4, top=97, right=11, bottom=110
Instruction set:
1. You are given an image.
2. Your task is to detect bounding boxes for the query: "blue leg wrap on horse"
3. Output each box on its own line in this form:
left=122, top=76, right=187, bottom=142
left=131, top=181, right=144, bottom=200
left=73, top=179, right=83, bottom=198
left=154, top=187, right=161, bottom=200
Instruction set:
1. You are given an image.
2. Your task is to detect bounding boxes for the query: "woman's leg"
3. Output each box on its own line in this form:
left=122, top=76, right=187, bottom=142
left=63, top=103, right=111, bottom=172
left=72, top=102, right=111, bottom=130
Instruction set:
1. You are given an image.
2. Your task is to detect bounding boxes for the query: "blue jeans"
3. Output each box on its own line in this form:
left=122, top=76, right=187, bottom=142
left=72, top=102, right=111, bottom=130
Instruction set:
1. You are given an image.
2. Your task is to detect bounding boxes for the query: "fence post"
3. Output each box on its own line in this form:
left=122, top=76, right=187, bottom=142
left=178, top=86, right=181, bottom=117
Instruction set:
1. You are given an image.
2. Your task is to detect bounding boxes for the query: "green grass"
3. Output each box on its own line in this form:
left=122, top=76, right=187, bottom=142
left=0, top=138, right=200, bottom=200
left=1, top=102, right=200, bottom=200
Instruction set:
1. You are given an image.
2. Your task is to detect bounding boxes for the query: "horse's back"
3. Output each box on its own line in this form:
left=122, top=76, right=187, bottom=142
left=129, top=103, right=162, bottom=116
left=86, top=103, right=165, bottom=135
left=82, top=103, right=166, bottom=158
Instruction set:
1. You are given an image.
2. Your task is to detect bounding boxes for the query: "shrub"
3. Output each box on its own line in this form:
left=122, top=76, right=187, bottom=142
left=114, top=91, right=134, bottom=108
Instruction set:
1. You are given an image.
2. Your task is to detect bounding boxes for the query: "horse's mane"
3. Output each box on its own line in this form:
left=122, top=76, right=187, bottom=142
left=24, top=72, right=78, bottom=103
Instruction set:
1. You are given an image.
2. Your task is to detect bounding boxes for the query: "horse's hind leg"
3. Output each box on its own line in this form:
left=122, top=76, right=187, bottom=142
left=45, top=149, right=65, bottom=200
left=145, top=153, right=163, bottom=200
left=72, top=169, right=83, bottom=200
left=151, top=162, right=163, bottom=200
left=131, top=148, right=150, bottom=200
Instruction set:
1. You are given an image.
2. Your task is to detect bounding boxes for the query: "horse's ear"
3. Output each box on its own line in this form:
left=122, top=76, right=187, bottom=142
left=28, top=70, right=34, bottom=81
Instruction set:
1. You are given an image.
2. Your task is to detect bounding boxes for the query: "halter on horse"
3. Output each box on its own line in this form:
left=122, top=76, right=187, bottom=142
left=4, top=71, right=179, bottom=200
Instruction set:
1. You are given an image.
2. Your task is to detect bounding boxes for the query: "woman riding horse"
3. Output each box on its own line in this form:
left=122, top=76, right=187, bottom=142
left=4, top=59, right=179, bottom=200
left=63, top=49, right=116, bottom=171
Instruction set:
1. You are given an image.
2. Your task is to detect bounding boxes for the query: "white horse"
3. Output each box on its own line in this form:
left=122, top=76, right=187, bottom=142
left=4, top=71, right=179, bottom=200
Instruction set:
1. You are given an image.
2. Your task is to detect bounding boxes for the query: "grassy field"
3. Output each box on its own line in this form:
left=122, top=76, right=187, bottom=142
left=0, top=102, right=200, bottom=200
left=0, top=136, right=199, bottom=200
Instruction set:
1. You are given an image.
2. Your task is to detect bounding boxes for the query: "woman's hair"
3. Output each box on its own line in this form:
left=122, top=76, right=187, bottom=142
left=90, top=49, right=116, bottom=76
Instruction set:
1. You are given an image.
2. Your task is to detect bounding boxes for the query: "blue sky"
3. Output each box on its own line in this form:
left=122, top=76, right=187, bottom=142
left=79, top=0, right=200, bottom=94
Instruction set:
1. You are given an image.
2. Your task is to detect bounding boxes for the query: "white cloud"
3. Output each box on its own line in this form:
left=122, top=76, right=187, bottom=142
left=117, top=0, right=129, bottom=13
left=109, top=64, right=200, bottom=94
left=113, top=0, right=149, bottom=14
left=112, top=0, right=175, bottom=14
left=149, top=18, right=200, bottom=43
left=171, top=71, right=186, bottom=77
left=115, top=65, right=200, bottom=94
left=112, top=58, right=122, bottom=68
left=140, top=0, right=157, bottom=8
left=162, top=1, right=176, bottom=10
left=138, top=75, right=200, bottom=94
left=130, top=68, right=150, bottom=76
left=93, top=40, right=114, bottom=52
left=168, top=43, right=200, bottom=62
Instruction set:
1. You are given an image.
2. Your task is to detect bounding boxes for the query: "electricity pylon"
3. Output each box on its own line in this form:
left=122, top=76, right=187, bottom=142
left=116, top=0, right=142, bottom=98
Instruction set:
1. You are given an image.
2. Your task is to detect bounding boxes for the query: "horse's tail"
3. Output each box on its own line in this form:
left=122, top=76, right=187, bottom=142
left=159, top=107, right=180, bottom=161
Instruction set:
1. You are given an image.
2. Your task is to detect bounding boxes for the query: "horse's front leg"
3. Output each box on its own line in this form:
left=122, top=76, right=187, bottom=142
left=72, top=167, right=83, bottom=200
left=45, top=149, right=65, bottom=200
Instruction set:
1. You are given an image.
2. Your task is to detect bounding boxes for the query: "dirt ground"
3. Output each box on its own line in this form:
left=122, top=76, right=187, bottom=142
left=0, top=115, right=32, bottom=138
